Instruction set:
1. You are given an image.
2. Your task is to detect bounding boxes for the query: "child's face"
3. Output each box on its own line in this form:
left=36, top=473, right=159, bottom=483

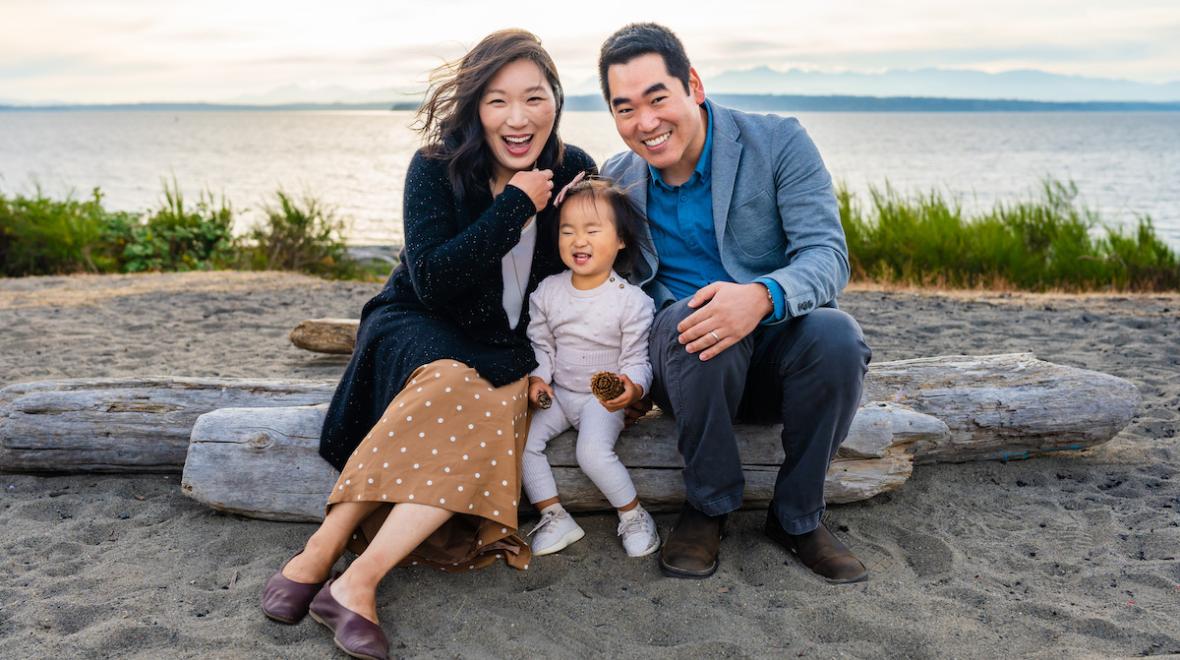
left=558, top=195, right=625, bottom=282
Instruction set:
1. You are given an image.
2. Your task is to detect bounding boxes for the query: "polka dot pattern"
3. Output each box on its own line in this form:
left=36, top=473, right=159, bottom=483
left=327, top=360, right=531, bottom=573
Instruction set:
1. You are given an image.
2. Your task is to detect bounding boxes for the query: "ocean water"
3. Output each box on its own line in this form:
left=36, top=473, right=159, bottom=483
left=1, top=110, right=1177, bottom=247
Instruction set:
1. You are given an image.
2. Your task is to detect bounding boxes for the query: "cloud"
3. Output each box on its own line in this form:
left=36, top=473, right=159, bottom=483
left=1, top=0, right=1176, bottom=103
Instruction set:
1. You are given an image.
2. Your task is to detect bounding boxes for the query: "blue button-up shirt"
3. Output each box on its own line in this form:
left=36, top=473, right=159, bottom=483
left=646, top=101, right=786, bottom=322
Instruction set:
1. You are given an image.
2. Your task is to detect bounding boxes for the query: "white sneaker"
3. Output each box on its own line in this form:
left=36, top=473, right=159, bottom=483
left=527, top=507, right=585, bottom=556
left=617, top=506, right=660, bottom=558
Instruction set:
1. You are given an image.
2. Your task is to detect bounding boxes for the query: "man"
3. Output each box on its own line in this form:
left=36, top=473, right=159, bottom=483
left=598, top=23, right=872, bottom=582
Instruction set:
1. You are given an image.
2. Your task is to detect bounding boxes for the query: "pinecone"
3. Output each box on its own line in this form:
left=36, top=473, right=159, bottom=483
left=590, top=371, right=625, bottom=402
left=536, top=390, right=552, bottom=409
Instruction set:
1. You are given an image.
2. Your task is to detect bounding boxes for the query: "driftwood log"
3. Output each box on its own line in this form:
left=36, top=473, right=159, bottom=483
left=1, top=354, right=1138, bottom=478
left=0, top=378, right=333, bottom=472
left=2, top=353, right=1139, bottom=517
left=862, top=353, right=1140, bottom=463
left=180, top=402, right=936, bottom=521
left=289, top=318, right=359, bottom=355
left=176, top=352, right=1138, bottom=520
left=291, top=318, right=360, bottom=354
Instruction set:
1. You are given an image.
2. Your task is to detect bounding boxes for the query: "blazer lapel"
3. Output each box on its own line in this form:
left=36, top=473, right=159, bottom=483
left=709, top=104, right=742, bottom=250
left=622, top=155, right=658, bottom=285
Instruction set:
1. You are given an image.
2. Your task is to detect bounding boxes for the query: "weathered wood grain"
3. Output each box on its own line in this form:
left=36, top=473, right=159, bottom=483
left=0, top=378, right=334, bottom=472
left=862, top=353, right=1141, bottom=463
left=2, top=354, right=1138, bottom=476
left=181, top=404, right=923, bottom=521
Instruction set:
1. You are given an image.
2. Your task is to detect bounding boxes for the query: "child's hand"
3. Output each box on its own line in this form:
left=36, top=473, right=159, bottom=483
left=601, top=374, right=644, bottom=413
left=528, top=376, right=554, bottom=410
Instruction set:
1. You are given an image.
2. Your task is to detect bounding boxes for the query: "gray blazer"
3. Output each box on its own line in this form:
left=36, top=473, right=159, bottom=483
left=600, top=100, right=849, bottom=321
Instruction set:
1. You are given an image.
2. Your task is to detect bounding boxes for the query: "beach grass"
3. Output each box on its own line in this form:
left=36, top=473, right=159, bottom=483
left=839, top=179, right=1179, bottom=291
left=0, top=183, right=386, bottom=281
left=2, top=179, right=1177, bottom=291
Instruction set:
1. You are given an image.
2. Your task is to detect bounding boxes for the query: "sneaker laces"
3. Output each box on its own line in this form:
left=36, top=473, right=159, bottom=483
left=617, top=511, right=653, bottom=538
left=527, top=510, right=558, bottom=537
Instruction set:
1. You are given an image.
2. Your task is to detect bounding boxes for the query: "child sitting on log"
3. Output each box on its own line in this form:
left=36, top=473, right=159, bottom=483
left=522, top=174, right=660, bottom=557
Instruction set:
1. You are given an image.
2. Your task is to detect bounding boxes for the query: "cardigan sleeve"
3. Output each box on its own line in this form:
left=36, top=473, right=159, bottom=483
left=401, top=150, right=537, bottom=308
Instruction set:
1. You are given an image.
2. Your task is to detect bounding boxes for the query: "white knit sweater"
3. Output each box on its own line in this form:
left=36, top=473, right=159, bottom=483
left=526, top=270, right=655, bottom=394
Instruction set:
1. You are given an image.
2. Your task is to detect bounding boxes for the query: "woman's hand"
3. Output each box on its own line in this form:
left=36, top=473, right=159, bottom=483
left=601, top=374, right=644, bottom=413
left=528, top=376, right=555, bottom=409
left=508, top=169, right=554, bottom=212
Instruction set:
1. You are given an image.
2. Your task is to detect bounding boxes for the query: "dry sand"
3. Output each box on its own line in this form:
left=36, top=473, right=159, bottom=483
left=1, top=272, right=1178, bottom=659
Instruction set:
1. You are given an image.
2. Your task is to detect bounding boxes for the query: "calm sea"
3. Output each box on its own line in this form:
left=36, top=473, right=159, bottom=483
left=1, top=110, right=1177, bottom=247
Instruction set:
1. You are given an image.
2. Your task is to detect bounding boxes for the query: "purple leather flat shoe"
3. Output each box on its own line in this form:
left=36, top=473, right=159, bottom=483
left=308, top=576, right=390, bottom=660
left=260, top=550, right=327, bottom=624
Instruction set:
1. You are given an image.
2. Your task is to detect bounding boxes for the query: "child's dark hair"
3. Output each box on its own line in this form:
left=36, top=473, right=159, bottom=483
left=557, top=176, right=650, bottom=277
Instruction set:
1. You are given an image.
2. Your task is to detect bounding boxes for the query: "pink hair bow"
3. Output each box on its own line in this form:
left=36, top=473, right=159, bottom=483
left=553, top=171, right=587, bottom=206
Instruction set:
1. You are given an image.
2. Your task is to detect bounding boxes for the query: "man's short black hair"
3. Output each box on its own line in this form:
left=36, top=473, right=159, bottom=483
left=598, top=23, right=692, bottom=103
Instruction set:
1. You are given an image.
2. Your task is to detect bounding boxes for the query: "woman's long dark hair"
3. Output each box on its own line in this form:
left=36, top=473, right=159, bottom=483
left=414, top=29, right=565, bottom=200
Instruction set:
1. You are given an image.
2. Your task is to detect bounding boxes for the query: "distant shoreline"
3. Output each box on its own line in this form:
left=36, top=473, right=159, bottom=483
left=4, top=94, right=1180, bottom=113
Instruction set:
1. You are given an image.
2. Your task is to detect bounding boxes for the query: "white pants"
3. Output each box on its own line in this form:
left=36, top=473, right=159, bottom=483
left=522, top=387, right=636, bottom=509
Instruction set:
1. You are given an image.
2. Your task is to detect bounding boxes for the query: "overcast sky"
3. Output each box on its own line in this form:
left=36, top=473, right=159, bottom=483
left=2, top=0, right=1177, bottom=103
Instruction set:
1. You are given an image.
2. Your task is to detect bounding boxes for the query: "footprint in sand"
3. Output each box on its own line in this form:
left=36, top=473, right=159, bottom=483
left=858, top=520, right=957, bottom=579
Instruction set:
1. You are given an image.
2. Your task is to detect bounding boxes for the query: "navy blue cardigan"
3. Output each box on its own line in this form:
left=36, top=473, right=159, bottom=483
left=319, top=145, right=597, bottom=470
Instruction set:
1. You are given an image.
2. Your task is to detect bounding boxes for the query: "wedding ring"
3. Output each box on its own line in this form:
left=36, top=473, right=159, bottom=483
left=709, top=330, right=721, bottom=343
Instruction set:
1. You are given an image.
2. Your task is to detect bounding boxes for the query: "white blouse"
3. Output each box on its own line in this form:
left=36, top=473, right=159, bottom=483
left=501, top=217, right=537, bottom=330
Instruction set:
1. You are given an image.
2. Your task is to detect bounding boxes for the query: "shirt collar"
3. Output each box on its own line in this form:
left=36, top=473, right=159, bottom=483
left=649, top=99, right=713, bottom=190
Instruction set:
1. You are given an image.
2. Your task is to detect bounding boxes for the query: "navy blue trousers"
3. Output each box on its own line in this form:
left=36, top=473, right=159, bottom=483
left=648, top=300, right=871, bottom=534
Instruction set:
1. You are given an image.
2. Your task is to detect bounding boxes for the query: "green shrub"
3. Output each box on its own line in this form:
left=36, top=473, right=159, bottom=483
left=3, top=177, right=1174, bottom=290
left=245, top=191, right=351, bottom=276
left=118, top=179, right=237, bottom=272
left=0, top=188, right=103, bottom=275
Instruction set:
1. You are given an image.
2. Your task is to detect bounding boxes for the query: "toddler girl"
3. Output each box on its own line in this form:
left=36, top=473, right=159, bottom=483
left=522, top=175, right=660, bottom=557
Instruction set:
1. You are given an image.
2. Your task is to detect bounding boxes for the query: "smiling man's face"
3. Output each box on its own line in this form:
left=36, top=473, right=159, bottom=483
left=605, top=53, right=708, bottom=185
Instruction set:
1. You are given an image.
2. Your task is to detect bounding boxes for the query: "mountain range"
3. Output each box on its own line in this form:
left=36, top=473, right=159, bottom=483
left=210, top=67, right=1179, bottom=105
left=704, top=67, right=1180, bottom=103
left=3, top=66, right=1178, bottom=107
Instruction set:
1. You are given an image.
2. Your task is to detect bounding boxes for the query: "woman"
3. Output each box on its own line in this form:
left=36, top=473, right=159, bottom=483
left=260, top=29, right=595, bottom=659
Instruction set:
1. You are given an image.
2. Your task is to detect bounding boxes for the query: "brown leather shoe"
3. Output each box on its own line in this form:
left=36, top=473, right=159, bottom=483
left=658, top=503, right=725, bottom=579
left=261, top=549, right=327, bottom=624
left=765, top=515, right=868, bottom=584
left=308, top=577, right=390, bottom=660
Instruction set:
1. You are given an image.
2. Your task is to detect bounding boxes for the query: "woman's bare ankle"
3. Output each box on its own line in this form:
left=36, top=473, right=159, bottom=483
left=281, top=535, right=338, bottom=583
left=332, top=569, right=380, bottom=623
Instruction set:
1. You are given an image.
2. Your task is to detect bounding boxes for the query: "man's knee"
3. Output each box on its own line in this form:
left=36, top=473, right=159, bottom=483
left=649, top=299, right=694, bottom=351
left=651, top=298, right=749, bottom=369
left=794, top=309, right=871, bottom=375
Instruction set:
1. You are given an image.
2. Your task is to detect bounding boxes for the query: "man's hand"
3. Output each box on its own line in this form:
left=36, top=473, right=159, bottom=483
left=527, top=376, right=554, bottom=409
left=601, top=374, right=645, bottom=413
left=677, top=282, right=773, bottom=361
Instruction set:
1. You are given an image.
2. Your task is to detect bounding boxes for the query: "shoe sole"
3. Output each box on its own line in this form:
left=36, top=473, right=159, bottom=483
left=531, top=526, right=586, bottom=556
left=309, top=610, right=384, bottom=660
left=823, top=571, right=869, bottom=585
left=658, top=555, right=718, bottom=579
left=658, top=525, right=725, bottom=578
left=262, top=609, right=301, bottom=625
left=625, top=535, right=662, bottom=558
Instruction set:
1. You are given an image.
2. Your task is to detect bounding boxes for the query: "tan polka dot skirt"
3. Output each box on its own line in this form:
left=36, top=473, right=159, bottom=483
left=327, top=359, right=532, bottom=572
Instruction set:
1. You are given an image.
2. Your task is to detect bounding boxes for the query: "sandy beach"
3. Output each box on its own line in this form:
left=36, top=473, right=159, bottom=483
left=1, top=271, right=1177, bottom=658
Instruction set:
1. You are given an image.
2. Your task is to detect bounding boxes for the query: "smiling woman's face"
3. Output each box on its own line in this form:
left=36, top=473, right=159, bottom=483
left=479, top=58, right=556, bottom=184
